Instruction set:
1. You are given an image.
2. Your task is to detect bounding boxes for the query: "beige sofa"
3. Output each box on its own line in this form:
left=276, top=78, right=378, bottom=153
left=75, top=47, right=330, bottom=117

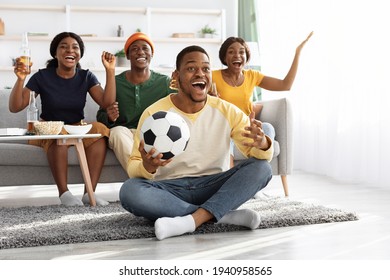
left=0, top=89, right=293, bottom=195
left=0, top=89, right=128, bottom=187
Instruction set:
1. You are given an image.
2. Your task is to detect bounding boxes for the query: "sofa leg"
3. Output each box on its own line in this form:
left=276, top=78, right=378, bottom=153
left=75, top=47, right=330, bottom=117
left=281, top=175, right=289, bottom=197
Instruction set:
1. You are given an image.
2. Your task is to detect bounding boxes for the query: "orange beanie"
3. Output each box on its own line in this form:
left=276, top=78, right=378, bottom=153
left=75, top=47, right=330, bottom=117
left=124, top=32, right=154, bottom=55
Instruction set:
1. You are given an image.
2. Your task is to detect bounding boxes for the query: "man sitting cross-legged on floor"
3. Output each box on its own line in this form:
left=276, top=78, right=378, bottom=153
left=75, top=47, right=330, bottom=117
left=119, top=45, right=273, bottom=240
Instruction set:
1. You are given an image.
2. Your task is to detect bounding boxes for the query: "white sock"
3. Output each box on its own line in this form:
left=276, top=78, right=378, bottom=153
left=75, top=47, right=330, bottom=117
left=217, top=209, right=261, bottom=230
left=82, top=193, right=109, bottom=206
left=154, top=215, right=196, bottom=241
left=60, top=191, right=83, bottom=206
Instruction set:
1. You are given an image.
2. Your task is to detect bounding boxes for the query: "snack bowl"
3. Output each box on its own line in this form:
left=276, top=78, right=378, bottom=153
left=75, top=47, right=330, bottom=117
left=64, top=124, right=92, bottom=135
left=34, top=121, right=64, bottom=135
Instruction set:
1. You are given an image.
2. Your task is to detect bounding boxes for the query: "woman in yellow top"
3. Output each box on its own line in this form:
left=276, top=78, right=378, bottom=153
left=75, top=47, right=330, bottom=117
left=212, top=32, right=313, bottom=166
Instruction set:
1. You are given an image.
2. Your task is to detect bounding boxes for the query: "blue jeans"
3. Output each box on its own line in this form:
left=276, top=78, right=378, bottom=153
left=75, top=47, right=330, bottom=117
left=119, top=157, right=272, bottom=221
left=262, top=122, right=276, bottom=141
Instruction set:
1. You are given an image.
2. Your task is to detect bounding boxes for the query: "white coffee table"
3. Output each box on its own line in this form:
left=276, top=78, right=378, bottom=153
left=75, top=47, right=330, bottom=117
left=0, top=133, right=101, bottom=206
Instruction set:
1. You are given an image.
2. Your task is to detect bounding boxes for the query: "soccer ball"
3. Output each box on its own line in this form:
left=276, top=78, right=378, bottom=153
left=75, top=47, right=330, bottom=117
left=140, top=111, right=190, bottom=160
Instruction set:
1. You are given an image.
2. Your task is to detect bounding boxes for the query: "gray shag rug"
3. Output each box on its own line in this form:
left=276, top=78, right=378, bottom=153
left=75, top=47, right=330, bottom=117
left=0, top=197, right=358, bottom=250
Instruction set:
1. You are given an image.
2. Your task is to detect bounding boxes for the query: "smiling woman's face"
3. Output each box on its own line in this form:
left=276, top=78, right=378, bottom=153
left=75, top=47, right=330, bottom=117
left=56, top=37, right=81, bottom=68
left=224, top=42, right=247, bottom=71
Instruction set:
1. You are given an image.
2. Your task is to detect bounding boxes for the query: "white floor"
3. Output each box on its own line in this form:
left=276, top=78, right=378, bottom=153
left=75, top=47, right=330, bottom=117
left=0, top=170, right=390, bottom=260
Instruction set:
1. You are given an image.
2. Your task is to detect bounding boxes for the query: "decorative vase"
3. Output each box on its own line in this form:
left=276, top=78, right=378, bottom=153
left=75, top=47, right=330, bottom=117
left=203, top=33, right=214, bottom=38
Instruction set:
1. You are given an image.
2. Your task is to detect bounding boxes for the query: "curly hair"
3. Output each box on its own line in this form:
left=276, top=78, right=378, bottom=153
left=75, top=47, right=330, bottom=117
left=176, top=45, right=209, bottom=70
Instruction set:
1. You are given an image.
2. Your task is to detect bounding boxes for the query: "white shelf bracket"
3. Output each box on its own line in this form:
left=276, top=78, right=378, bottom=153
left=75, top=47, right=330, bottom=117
left=146, top=7, right=151, bottom=36
left=65, top=4, right=71, bottom=31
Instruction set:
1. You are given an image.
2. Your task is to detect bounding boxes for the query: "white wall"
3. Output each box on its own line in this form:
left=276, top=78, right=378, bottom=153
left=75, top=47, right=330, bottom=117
left=257, top=0, right=390, bottom=188
left=0, top=0, right=237, bottom=88
left=3, top=0, right=237, bottom=37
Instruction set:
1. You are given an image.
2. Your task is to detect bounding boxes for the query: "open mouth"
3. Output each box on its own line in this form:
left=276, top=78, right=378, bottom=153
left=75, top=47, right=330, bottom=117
left=136, top=57, right=147, bottom=62
left=192, top=81, right=206, bottom=90
left=65, top=56, right=75, bottom=62
left=232, top=60, right=242, bottom=67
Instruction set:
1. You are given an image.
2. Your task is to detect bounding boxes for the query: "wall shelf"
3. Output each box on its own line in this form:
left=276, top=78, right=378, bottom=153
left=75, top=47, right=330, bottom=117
left=0, top=4, right=64, bottom=12
left=0, top=3, right=226, bottom=88
left=0, top=35, right=222, bottom=44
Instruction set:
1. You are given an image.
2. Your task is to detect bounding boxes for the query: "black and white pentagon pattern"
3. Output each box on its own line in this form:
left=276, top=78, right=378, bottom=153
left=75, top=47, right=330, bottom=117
left=140, top=111, right=190, bottom=160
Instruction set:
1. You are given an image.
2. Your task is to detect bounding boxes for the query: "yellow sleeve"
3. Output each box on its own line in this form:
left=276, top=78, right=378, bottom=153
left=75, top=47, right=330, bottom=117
left=125, top=110, right=156, bottom=179
left=228, top=103, right=274, bottom=162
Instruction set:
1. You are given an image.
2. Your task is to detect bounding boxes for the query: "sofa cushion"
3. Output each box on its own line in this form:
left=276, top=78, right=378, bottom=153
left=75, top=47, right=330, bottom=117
left=0, top=143, right=120, bottom=166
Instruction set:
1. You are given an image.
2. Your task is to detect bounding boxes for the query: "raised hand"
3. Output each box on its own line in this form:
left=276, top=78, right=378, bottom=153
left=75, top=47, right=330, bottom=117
left=101, top=51, right=116, bottom=70
left=14, top=57, right=33, bottom=80
left=242, top=111, right=270, bottom=150
left=296, top=31, right=313, bottom=53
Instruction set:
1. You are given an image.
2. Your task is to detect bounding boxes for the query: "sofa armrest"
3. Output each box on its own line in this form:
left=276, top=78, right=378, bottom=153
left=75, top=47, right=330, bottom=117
left=255, top=98, right=293, bottom=175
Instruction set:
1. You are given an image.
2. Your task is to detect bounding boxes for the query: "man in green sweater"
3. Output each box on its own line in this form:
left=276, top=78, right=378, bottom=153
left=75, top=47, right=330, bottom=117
left=97, top=32, right=173, bottom=170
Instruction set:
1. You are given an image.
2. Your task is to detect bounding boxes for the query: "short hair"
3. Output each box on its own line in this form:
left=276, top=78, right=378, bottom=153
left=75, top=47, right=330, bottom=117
left=176, top=45, right=209, bottom=70
left=47, top=32, right=85, bottom=68
left=218, top=37, right=251, bottom=66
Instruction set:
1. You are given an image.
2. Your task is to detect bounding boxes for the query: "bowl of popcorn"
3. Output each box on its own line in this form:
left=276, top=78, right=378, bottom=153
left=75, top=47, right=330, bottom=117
left=34, top=121, right=64, bottom=135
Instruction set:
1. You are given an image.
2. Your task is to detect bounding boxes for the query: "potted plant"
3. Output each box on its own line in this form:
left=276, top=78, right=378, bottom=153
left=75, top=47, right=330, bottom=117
left=200, top=24, right=217, bottom=38
left=115, top=49, right=127, bottom=67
